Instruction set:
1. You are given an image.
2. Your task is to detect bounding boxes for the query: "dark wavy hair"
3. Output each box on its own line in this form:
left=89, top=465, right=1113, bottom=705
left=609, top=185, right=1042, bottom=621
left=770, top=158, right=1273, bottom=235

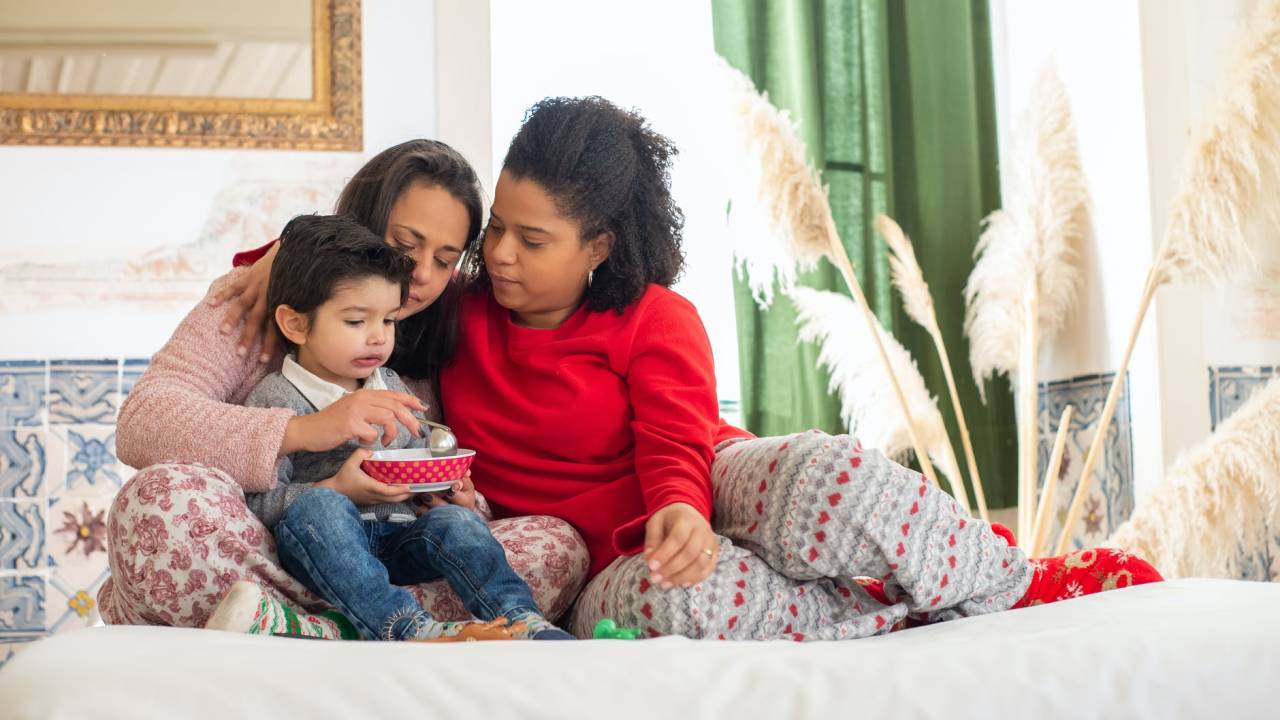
left=334, top=139, right=484, bottom=380
left=268, top=214, right=414, bottom=352
left=466, top=96, right=685, bottom=312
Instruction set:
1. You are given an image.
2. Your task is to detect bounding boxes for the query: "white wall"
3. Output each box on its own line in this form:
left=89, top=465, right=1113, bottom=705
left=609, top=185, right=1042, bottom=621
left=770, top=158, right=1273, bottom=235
left=989, top=0, right=1280, bottom=497
left=0, top=0, right=437, bottom=360
left=482, top=0, right=741, bottom=402
left=434, top=0, right=492, bottom=196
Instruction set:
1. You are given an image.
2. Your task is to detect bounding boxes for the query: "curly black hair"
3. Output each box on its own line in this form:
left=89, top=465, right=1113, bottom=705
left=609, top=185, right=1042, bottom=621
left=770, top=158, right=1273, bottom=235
left=467, top=96, right=685, bottom=312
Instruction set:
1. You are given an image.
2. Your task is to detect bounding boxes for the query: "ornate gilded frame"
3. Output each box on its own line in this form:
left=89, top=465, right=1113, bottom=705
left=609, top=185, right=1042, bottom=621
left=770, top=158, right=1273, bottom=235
left=0, top=0, right=361, bottom=150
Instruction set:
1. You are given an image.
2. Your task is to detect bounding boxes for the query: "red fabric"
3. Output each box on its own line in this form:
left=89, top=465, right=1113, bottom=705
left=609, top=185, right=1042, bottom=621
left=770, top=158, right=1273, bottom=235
left=988, top=521, right=1163, bottom=607
left=1013, top=548, right=1164, bottom=608
left=989, top=521, right=1017, bottom=548
left=232, top=239, right=277, bottom=267
left=441, top=286, right=752, bottom=577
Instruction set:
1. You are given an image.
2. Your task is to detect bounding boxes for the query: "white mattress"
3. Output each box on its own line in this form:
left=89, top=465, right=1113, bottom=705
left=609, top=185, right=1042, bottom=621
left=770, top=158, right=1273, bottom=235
left=2, top=579, right=1277, bottom=719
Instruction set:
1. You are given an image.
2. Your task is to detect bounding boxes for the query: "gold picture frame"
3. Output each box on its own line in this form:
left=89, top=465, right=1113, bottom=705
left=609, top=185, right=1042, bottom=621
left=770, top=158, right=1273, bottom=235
left=0, top=0, right=361, bottom=150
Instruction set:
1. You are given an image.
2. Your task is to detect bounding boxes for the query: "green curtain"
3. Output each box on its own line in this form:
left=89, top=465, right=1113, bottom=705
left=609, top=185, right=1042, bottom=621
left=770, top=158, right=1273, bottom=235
left=713, top=0, right=1019, bottom=508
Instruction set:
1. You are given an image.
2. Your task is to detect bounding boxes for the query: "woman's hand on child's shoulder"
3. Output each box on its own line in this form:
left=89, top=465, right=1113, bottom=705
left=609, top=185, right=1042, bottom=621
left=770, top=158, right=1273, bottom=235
left=208, top=241, right=279, bottom=364
left=283, top=389, right=426, bottom=455
left=316, top=448, right=414, bottom=505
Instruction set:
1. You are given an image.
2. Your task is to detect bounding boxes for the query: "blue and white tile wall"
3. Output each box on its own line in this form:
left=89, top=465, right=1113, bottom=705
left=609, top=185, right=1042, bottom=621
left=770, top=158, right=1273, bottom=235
left=1036, top=372, right=1135, bottom=552
left=1209, top=365, right=1278, bottom=582
left=0, top=358, right=147, bottom=669
left=1209, top=365, right=1277, bottom=430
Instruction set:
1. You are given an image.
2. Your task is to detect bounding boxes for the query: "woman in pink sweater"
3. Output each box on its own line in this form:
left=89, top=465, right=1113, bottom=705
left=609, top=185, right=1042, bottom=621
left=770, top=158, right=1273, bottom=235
left=101, top=140, right=589, bottom=632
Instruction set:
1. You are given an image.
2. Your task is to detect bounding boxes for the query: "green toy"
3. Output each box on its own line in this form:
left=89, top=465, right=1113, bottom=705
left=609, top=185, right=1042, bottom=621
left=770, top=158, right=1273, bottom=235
left=593, top=618, right=642, bottom=640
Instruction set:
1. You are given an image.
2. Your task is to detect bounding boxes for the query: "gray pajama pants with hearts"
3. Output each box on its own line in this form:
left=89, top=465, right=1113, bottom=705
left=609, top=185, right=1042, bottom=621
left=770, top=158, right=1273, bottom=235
left=569, top=430, right=1033, bottom=640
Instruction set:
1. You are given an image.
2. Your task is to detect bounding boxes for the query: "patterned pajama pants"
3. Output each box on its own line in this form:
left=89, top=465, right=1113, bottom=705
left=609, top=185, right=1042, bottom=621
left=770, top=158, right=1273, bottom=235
left=571, top=431, right=1032, bottom=641
left=100, top=463, right=590, bottom=629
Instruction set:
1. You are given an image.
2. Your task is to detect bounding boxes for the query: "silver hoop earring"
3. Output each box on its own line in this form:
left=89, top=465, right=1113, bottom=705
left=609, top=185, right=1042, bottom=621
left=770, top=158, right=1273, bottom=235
left=587, top=268, right=594, bottom=287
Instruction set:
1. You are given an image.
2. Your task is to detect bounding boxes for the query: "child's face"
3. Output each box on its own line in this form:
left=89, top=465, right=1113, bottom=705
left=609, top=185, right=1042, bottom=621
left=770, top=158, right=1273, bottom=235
left=295, top=276, right=403, bottom=387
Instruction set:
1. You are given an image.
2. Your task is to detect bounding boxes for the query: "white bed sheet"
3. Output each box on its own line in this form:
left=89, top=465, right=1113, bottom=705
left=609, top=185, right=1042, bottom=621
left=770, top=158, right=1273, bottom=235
left=1, top=579, right=1277, bottom=719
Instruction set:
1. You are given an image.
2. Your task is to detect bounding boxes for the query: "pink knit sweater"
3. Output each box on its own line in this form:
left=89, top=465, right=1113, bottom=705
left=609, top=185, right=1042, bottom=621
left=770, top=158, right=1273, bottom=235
left=116, top=267, right=441, bottom=492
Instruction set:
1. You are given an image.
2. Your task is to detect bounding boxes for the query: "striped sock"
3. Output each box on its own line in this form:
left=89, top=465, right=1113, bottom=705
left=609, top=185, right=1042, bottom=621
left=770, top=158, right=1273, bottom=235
left=205, top=581, right=355, bottom=639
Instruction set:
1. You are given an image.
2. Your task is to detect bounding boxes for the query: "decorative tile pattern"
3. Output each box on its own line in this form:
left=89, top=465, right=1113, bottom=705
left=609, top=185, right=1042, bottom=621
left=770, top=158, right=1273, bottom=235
left=0, top=361, right=46, bottom=427
left=1036, top=372, right=1134, bottom=552
left=48, top=360, right=119, bottom=424
left=0, top=429, right=45, bottom=499
left=46, top=495, right=110, bottom=584
left=46, top=569, right=108, bottom=634
left=0, top=575, right=46, bottom=638
left=1209, top=365, right=1277, bottom=430
left=0, top=502, right=45, bottom=570
left=1264, top=530, right=1274, bottom=579
left=120, top=358, right=150, bottom=408
left=1236, top=523, right=1280, bottom=582
left=51, top=425, right=124, bottom=495
left=0, top=356, right=149, bottom=668
left=1210, top=365, right=1279, bottom=582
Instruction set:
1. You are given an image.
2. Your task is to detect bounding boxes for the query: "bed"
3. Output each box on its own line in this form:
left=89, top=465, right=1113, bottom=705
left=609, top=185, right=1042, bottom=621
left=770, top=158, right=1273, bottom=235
left=1, top=579, right=1276, bottom=719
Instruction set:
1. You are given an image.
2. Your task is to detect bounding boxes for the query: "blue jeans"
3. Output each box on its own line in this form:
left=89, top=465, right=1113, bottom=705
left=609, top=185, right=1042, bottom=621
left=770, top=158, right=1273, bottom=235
left=274, top=488, right=541, bottom=640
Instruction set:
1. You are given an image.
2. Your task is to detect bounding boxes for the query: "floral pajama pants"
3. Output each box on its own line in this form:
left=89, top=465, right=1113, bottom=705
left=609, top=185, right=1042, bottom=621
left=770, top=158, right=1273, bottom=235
left=571, top=431, right=1035, bottom=640
left=99, top=462, right=590, bottom=629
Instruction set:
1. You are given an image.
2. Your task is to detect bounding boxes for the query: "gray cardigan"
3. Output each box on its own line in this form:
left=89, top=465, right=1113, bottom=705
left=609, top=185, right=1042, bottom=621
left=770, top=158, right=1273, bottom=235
left=243, top=368, right=424, bottom=529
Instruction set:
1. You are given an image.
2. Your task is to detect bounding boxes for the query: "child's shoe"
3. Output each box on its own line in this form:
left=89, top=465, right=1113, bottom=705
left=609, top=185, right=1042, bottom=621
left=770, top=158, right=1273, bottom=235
left=409, top=617, right=520, bottom=643
left=205, top=581, right=356, bottom=639
left=510, top=613, right=576, bottom=640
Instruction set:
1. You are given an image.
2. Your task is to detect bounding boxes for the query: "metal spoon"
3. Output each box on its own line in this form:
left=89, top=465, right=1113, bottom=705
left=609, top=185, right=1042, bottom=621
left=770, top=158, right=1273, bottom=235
left=421, top=420, right=459, bottom=457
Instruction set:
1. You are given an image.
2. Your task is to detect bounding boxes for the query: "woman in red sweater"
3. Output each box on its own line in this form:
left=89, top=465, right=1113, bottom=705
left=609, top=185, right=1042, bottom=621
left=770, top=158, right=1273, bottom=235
left=439, top=97, right=1160, bottom=640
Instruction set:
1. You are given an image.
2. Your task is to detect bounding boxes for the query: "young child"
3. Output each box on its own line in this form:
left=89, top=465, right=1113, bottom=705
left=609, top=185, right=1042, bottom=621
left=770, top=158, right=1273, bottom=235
left=206, top=213, right=573, bottom=641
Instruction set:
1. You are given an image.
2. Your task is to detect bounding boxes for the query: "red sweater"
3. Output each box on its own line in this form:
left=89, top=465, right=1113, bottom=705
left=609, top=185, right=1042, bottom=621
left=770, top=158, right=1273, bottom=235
left=441, top=285, right=752, bottom=577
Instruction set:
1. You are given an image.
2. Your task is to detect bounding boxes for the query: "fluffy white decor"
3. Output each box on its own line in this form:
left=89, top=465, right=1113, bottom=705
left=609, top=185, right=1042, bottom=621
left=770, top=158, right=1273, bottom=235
left=878, top=214, right=982, bottom=518
left=962, top=63, right=1089, bottom=539
left=721, top=59, right=831, bottom=307
left=1106, top=377, right=1280, bottom=578
left=790, top=287, right=964, bottom=497
left=1059, top=0, right=1280, bottom=553
left=963, top=63, right=1087, bottom=397
left=1155, top=0, right=1280, bottom=286
left=719, top=59, right=942, bottom=486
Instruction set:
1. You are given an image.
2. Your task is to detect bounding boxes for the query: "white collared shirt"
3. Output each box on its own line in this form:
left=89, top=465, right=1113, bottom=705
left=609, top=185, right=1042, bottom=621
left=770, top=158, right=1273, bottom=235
left=280, top=355, right=417, bottom=523
left=281, top=354, right=388, bottom=411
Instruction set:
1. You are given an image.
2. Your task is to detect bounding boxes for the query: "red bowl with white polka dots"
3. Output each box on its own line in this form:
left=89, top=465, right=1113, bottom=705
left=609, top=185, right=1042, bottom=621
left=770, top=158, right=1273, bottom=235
left=361, top=448, right=475, bottom=486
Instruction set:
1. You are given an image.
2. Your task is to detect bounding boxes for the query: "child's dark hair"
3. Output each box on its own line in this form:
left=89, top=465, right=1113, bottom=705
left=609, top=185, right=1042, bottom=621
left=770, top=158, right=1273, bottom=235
left=465, top=96, right=685, bottom=312
left=335, top=139, right=485, bottom=380
left=268, top=214, right=415, bottom=351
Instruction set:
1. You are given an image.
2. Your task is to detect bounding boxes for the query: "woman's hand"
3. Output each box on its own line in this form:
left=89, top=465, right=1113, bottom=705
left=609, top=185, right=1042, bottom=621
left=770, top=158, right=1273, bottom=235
left=208, top=241, right=279, bottom=363
left=316, top=449, right=414, bottom=505
left=281, top=389, right=426, bottom=455
left=643, top=502, right=719, bottom=588
left=416, top=471, right=477, bottom=512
